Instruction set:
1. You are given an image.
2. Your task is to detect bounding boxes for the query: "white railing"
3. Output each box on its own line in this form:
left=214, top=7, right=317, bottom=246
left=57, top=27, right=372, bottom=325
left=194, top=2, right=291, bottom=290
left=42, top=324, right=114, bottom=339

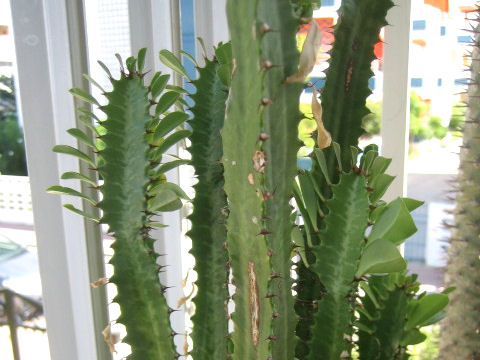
left=0, top=175, right=34, bottom=226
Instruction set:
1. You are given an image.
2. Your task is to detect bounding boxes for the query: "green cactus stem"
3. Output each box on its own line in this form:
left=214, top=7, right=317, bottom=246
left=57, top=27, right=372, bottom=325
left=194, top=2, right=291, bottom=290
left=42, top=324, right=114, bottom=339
left=439, top=10, right=480, bottom=359
left=48, top=50, right=191, bottom=359
left=223, top=1, right=272, bottom=356
left=306, top=169, right=370, bottom=360
left=257, top=1, right=304, bottom=358
left=358, top=274, right=414, bottom=360
left=223, top=1, right=303, bottom=358
left=321, top=0, right=394, bottom=173
left=187, top=43, right=231, bottom=360
left=359, top=273, right=449, bottom=360
left=295, top=146, right=418, bottom=359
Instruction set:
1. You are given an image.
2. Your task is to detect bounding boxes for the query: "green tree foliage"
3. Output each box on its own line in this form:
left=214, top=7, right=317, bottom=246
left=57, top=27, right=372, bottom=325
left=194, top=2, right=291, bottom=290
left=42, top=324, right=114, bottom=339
left=0, top=75, right=27, bottom=175
left=359, top=92, right=450, bottom=141
left=363, top=100, right=382, bottom=136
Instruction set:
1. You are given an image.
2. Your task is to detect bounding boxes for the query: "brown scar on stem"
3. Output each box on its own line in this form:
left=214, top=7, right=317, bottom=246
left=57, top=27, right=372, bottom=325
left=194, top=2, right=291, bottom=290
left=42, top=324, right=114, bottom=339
left=345, top=58, right=354, bottom=92
left=248, top=261, right=260, bottom=346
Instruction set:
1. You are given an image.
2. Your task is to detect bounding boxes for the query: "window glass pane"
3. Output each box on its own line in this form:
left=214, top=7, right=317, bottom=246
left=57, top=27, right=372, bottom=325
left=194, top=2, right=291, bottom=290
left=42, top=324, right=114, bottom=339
left=0, top=0, right=49, bottom=358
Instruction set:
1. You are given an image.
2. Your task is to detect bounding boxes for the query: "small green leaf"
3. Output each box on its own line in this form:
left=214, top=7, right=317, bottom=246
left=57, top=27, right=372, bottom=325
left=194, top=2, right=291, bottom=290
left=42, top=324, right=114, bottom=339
left=418, top=310, right=447, bottom=327
left=61, top=172, right=97, bottom=186
left=115, top=53, right=124, bottom=72
left=156, top=130, right=191, bottom=154
left=292, top=181, right=313, bottom=247
left=47, top=185, right=96, bottom=205
left=401, top=329, right=426, bottom=346
left=82, top=74, right=105, bottom=92
left=359, top=281, right=380, bottom=309
left=332, top=142, right=342, bottom=172
left=77, top=115, right=100, bottom=136
left=126, top=56, right=136, bottom=73
left=313, top=149, right=331, bottom=185
left=97, top=60, right=113, bottom=78
left=370, top=156, right=391, bottom=177
left=154, top=112, right=189, bottom=140
left=159, top=50, right=191, bottom=80
left=77, top=107, right=100, bottom=121
left=361, top=150, right=377, bottom=173
left=307, top=172, right=325, bottom=202
left=369, top=174, right=395, bottom=203
left=63, top=204, right=99, bottom=222
left=298, top=173, right=319, bottom=231
left=175, top=97, right=188, bottom=108
left=148, top=188, right=183, bottom=212
left=215, top=41, right=232, bottom=65
left=137, top=48, right=147, bottom=72
left=180, top=50, right=197, bottom=66
left=369, top=198, right=417, bottom=245
left=196, top=37, right=207, bottom=57
left=292, top=226, right=309, bottom=267
left=157, top=198, right=183, bottom=212
left=356, top=240, right=406, bottom=277
left=356, top=322, right=375, bottom=335
left=149, top=182, right=190, bottom=200
left=96, top=125, right=107, bottom=136
left=165, top=84, right=189, bottom=94
left=402, top=197, right=424, bottom=212
left=356, top=305, right=375, bottom=321
left=350, top=146, right=359, bottom=164
left=442, top=286, right=456, bottom=295
left=70, top=88, right=100, bottom=106
left=155, top=91, right=180, bottom=115
left=151, top=74, right=170, bottom=99
left=155, top=159, right=190, bottom=175
left=53, top=145, right=95, bottom=167
left=147, top=222, right=168, bottom=228
left=406, top=294, right=449, bottom=330
left=67, top=128, right=96, bottom=148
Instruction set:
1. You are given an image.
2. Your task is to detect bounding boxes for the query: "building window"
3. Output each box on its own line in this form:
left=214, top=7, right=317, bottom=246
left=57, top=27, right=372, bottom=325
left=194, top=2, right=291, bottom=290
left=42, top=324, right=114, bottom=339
left=412, top=20, right=426, bottom=30
left=438, top=78, right=442, bottom=86
left=411, top=78, right=423, bottom=87
left=440, top=26, right=446, bottom=36
left=457, top=36, right=471, bottom=43
left=322, top=0, right=335, bottom=5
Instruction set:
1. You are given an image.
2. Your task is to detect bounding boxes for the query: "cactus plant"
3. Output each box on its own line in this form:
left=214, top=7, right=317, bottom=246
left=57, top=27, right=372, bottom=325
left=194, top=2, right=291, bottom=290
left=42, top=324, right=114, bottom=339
left=48, top=1, right=452, bottom=359
left=48, top=49, right=189, bottom=359
left=439, top=10, right=480, bottom=359
left=185, top=42, right=231, bottom=360
left=358, top=272, right=450, bottom=360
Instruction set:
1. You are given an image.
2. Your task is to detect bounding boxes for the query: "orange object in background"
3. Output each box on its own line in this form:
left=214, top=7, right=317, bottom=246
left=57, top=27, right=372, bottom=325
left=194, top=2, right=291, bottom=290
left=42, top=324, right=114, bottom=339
left=0, top=25, right=8, bottom=35
left=299, top=17, right=385, bottom=59
left=413, top=39, right=427, bottom=47
left=424, top=0, right=449, bottom=13
left=374, top=41, right=384, bottom=59
left=299, top=18, right=334, bottom=45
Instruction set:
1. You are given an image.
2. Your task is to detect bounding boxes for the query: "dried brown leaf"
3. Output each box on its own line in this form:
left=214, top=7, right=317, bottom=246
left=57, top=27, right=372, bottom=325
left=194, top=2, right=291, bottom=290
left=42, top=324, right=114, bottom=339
left=90, top=277, right=109, bottom=288
left=181, top=269, right=191, bottom=288
left=177, top=284, right=195, bottom=307
left=102, top=323, right=120, bottom=354
left=312, top=88, right=331, bottom=149
left=286, top=21, right=322, bottom=83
